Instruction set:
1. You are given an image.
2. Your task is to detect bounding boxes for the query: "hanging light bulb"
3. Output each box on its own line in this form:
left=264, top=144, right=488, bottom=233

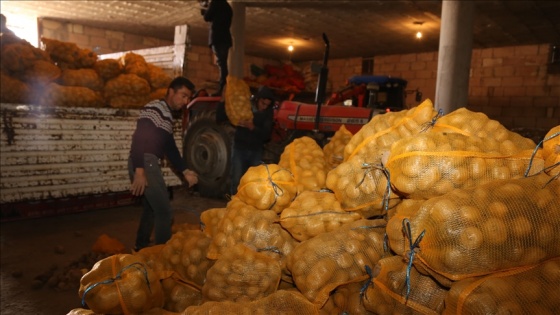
left=288, top=44, right=294, bottom=52
left=413, top=21, right=424, bottom=40
left=416, top=31, right=422, bottom=39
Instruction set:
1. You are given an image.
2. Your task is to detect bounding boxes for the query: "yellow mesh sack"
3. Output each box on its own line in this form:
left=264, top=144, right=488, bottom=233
left=104, top=73, right=151, bottom=98
left=121, top=52, right=150, bottom=82
left=206, top=197, right=297, bottom=266
left=325, top=153, right=402, bottom=218
left=443, top=257, right=560, bottom=315
left=60, top=68, right=104, bottom=91
left=157, top=230, right=214, bottom=287
left=94, top=58, right=122, bottom=82
left=78, top=254, right=164, bottom=314
left=148, top=63, right=172, bottom=90
left=235, top=164, right=297, bottom=214
left=386, top=200, right=424, bottom=256
left=224, top=75, right=253, bottom=126
left=280, top=190, right=362, bottom=242
left=286, top=219, right=388, bottom=307
left=278, top=136, right=326, bottom=193
left=186, top=289, right=320, bottom=315
left=134, top=244, right=165, bottom=270
left=42, top=83, right=105, bottom=108
left=543, top=125, right=560, bottom=177
left=200, top=207, right=227, bottom=238
left=202, top=243, right=282, bottom=302
left=149, top=88, right=168, bottom=101
left=343, top=99, right=437, bottom=161
left=323, top=124, right=353, bottom=172
left=161, top=275, right=202, bottom=312
left=108, top=94, right=150, bottom=109
left=41, top=37, right=97, bottom=69
left=387, top=131, right=544, bottom=200
left=321, top=280, right=371, bottom=315
left=364, top=256, right=447, bottom=315
left=1, top=41, right=49, bottom=73
left=66, top=309, right=98, bottom=315
left=23, top=60, right=61, bottom=86
left=0, top=72, right=31, bottom=103
left=402, top=174, right=560, bottom=282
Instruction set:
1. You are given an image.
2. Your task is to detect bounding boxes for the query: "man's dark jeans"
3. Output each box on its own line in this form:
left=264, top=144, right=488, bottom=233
left=212, top=44, right=230, bottom=93
left=230, top=146, right=262, bottom=195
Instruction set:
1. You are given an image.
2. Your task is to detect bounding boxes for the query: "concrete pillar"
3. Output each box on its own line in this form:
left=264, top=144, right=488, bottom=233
left=435, top=0, right=475, bottom=113
left=230, top=1, right=245, bottom=78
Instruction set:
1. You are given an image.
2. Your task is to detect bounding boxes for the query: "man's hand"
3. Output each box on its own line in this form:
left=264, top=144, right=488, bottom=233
left=131, top=168, right=148, bottom=196
left=183, top=169, right=199, bottom=188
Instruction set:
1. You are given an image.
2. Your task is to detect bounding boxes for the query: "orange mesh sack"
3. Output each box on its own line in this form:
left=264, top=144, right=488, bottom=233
left=235, top=164, right=297, bottom=214
left=386, top=200, right=424, bottom=256
left=0, top=73, right=31, bottom=103
left=386, top=131, right=544, bottom=200
left=108, top=95, right=150, bottom=109
left=41, top=37, right=97, bottom=69
left=200, top=207, right=227, bottom=238
left=104, top=73, right=151, bottom=98
left=186, top=290, right=320, bottom=315
left=59, top=68, right=104, bottom=91
left=321, top=280, right=371, bottom=315
left=402, top=173, right=560, bottom=283
left=343, top=99, right=437, bottom=161
left=279, top=190, right=362, bottom=242
left=149, top=88, right=167, bottom=101
left=202, top=243, right=282, bottom=302
left=23, top=60, right=61, bottom=86
left=94, top=58, right=122, bottom=82
left=1, top=41, right=48, bottom=73
left=443, top=257, right=560, bottom=315
left=78, top=254, right=164, bottom=314
left=279, top=136, right=326, bottom=193
left=157, top=230, right=214, bottom=287
left=224, top=75, right=253, bottom=126
left=134, top=244, right=165, bottom=270
left=161, top=275, right=202, bottom=312
left=286, top=219, right=388, bottom=306
left=323, top=124, right=353, bottom=172
left=326, top=153, right=401, bottom=218
left=364, top=256, right=447, bottom=315
left=542, top=125, right=559, bottom=177
left=206, top=197, right=297, bottom=267
left=147, top=63, right=172, bottom=90
left=42, top=83, right=105, bottom=108
left=121, top=52, right=150, bottom=82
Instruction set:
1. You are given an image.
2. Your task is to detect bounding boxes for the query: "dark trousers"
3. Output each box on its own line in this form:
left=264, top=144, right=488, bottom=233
left=230, top=146, right=263, bottom=195
left=212, top=44, right=230, bottom=92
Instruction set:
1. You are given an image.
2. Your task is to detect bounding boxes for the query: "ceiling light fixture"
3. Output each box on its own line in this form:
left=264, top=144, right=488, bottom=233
left=413, top=21, right=424, bottom=40
left=288, top=44, right=294, bottom=52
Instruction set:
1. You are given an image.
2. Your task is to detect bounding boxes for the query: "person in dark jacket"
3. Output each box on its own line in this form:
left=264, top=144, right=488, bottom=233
left=200, top=0, right=233, bottom=96
left=128, top=76, right=199, bottom=250
left=229, top=86, right=275, bottom=195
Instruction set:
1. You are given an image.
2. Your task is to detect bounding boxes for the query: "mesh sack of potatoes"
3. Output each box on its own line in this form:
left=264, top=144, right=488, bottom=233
left=286, top=219, right=389, bottom=307
left=399, top=173, right=560, bottom=284
left=148, top=63, right=172, bottom=90
left=186, top=289, right=320, bottom=315
left=386, top=130, right=544, bottom=200
left=363, top=255, right=448, bottom=315
left=134, top=244, right=165, bottom=270
left=206, top=197, right=298, bottom=282
left=326, top=152, right=402, bottom=219
left=279, top=190, right=362, bottom=242
left=343, top=99, right=437, bottom=161
left=104, top=73, right=151, bottom=98
left=224, top=75, right=253, bottom=126
left=323, top=124, right=353, bottom=172
left=22, top=60, right=61, bottom=86
left=1, top=41, right=50, bottom=73
left=149, top=88, right=168, bottom=101
left=200, top=207, right=227, bottom=238
left=542, top=125, right=560, bottom=177
left=121, top=52, right=151, bottom=82
left=385, top=199, right=424, bottom=257
left=108, top=94, right=150, bottom=108
left=278, top=136, right=326, bottom=193
left=443, top=257, right=560, bottom=315
left=161, top=274, right=202, bottom=313
left=321, top=279, right=371, bottom=315
left=0, top=72, right=32, bottom=103
left=42, top=82, right=105, bottom=108
left=78, top=254, right=164, bottom=314
left=202, top=243, right=282, bottom=302
left=93, top=58, right=122, bottom=82
left=59, top=68, right=103, bottom=91
left=41, top=37, right=97, bottom=69
left=235, top=164, right=298, bottom=214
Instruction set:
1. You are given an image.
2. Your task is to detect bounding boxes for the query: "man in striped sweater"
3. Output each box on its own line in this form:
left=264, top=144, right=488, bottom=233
left=128, top=76, right=198, bottom=251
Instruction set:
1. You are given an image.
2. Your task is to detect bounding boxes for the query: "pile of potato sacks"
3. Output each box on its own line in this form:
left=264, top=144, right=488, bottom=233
left=0, top=34, right=171, bottom=108
left=70, top=99, right=559, bottom=315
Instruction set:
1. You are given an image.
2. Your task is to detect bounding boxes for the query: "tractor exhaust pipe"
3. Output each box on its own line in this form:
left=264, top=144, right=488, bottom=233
left=314, top=33, right=330, bottom=133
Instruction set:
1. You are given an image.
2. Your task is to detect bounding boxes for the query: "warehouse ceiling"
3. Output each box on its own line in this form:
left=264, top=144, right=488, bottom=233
left=2, top=0, right=560, bottom=62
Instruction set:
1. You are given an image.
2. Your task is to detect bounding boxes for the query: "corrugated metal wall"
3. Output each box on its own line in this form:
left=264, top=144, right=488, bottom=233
left=0, top=103, right=183, bottom=204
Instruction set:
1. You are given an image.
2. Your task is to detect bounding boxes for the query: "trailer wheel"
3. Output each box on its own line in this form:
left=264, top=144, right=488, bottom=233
left=183, top=110, right=234, bottom=198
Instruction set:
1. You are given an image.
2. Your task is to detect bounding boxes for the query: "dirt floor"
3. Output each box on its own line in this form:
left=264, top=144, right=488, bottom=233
left=0, top=188, right=227, bottom=315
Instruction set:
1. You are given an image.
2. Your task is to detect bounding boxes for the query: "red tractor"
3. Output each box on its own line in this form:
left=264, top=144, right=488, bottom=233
left=182, top=34, right=418, bottom=198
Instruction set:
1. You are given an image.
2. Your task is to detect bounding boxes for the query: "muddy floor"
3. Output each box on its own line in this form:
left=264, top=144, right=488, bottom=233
left=0, top=187, right=227, bottom=315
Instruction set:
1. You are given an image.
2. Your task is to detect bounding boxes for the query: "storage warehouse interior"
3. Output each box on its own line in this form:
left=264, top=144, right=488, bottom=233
left=1, top=1, right=559, bottom=314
